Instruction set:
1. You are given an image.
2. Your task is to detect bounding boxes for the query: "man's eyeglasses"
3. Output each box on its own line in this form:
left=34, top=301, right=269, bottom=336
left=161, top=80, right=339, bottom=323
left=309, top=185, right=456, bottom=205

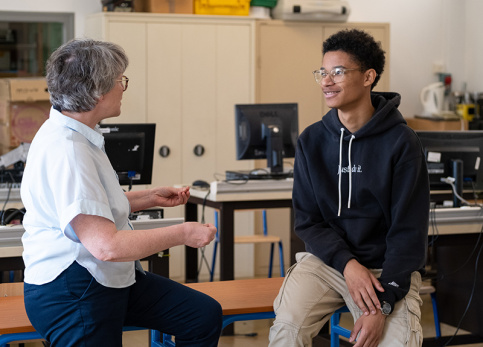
left=117, top=75, right=129, bottom=91
left=312, top=67, right=361, bottom=84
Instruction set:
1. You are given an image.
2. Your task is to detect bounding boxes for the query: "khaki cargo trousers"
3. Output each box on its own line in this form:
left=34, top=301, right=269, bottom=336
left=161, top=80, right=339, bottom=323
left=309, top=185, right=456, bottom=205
left=269, top=252, right=423, bottom=347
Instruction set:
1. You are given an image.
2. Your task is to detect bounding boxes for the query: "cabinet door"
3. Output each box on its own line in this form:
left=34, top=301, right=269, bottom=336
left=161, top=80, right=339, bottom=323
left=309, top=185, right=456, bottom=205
left=146, top=22, right=183, bottom=196
left=107, top=21, right=148, bottom=124
left=180, top=24, right=218, bottom=185
left=215, top=23, right=255, bottom=176
left=148, top=21, right=254, bottom=191
left=256, top=21, right=324, bottom=133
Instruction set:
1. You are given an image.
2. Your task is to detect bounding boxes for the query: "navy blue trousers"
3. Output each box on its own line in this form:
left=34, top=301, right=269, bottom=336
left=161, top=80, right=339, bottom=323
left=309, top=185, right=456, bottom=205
left=24, top=261, right=222, bottom=347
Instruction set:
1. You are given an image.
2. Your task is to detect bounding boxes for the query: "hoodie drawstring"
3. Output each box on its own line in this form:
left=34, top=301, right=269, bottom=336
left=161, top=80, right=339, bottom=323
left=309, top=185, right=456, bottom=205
left=338, top=128, right=344, bottom=216
left=337, top=128, right=355, bottom=216
left=347, top=135, right=355, bottom=210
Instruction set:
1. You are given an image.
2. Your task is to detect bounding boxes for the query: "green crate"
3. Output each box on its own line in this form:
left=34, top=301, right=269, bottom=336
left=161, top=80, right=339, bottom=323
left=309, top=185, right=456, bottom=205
left=251, top=0, right=277, bottom=8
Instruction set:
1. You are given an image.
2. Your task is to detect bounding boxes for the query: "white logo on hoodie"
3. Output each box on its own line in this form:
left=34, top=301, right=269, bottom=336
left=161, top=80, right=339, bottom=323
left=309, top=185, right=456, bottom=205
left=338, top=164, right=362, bottom=175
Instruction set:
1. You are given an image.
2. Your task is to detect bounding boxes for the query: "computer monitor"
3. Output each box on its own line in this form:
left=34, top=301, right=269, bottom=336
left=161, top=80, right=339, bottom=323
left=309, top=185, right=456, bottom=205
left=235, top=103, right=298, bottom=174
left=99, top=123, right=156, bottom=187
left=416, top=130, right=483, bottom=205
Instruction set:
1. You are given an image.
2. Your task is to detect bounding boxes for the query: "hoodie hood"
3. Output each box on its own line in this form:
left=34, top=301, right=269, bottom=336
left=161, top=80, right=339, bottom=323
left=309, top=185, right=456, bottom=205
left=321, top=92, right=406, bottom=216
left=322, top=92, right=406, bottom=140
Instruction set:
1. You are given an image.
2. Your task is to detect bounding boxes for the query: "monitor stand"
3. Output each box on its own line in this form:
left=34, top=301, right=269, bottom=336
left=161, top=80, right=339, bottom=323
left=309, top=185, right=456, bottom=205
left=225, top=169, right=293, bottom=181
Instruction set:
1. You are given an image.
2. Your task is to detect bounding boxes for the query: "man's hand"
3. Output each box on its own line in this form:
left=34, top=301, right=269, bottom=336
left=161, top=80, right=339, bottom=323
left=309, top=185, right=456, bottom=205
left=151, top=186, right=190, bottom=207
left=343, top=259, right=385, bottom=316
left=350, top=312, right=386, bottom=347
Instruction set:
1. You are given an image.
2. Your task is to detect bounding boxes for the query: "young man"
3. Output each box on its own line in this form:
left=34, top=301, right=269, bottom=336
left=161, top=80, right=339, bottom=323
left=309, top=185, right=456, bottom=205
left=269, top=29, right=429, bottom=347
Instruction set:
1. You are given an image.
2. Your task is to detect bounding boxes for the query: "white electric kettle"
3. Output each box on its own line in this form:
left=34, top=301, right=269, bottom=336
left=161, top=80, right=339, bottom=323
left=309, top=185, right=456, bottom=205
left=420, top=82, right=445, bottom=116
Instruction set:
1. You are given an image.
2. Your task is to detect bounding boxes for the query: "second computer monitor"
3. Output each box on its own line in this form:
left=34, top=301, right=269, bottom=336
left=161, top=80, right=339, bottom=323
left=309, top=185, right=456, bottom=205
left=235, top=103, right=298, bottom=174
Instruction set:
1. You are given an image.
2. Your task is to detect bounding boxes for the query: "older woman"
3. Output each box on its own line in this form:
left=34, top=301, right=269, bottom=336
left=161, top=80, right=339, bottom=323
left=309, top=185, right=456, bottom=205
left=20, top=39, right=222, bottom=346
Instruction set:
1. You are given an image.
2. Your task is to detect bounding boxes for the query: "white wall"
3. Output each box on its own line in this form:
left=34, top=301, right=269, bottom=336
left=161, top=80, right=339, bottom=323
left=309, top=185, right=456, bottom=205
left=348, top=0, right=467, bottom=118
left=0, top=0, right=101, bottom=38
left=0, top=0, right=480, bottom=118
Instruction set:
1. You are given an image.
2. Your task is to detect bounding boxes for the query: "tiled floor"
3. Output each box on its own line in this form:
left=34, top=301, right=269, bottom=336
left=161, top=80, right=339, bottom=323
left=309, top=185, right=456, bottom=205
left=119, top=292, right=483, bottom=347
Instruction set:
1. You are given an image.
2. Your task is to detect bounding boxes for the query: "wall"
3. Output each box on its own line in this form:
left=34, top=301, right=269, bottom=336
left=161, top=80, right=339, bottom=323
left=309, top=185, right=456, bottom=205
left=0, top=0, right=101, bottom=38
left=349, top=0, right=466, bottom=118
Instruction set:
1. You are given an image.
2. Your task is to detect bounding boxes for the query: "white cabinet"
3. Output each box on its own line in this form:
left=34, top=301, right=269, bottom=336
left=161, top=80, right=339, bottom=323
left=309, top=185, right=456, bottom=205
left=86, top=13, right=255, bottom=198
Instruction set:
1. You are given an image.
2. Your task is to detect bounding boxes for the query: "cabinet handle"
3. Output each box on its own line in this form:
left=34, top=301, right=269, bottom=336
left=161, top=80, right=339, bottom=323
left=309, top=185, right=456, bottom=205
left=193, top=144, right=205, bottom=157
left=159, top=145, right=170, bottom=158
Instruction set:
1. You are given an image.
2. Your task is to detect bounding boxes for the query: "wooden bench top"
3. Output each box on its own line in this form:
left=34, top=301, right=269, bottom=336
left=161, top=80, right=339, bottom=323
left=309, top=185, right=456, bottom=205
left=0, top=295, right=35, bottom=335
left=185, top=277, right=283, bottom=316
left=0, top=277, right=284, bottom=335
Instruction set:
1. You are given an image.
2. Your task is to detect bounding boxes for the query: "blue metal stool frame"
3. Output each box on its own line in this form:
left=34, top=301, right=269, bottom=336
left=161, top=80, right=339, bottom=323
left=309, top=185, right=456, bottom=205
left=210, top=210, right=284, bottom=281
left=330, top=306, right=352, bottom=347
left=330, top=289, right=442, bottom=347
left=0, top=326, right=156, bottom=347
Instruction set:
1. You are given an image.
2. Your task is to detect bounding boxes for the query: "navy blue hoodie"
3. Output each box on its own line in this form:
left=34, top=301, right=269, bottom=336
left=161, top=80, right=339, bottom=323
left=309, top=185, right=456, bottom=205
left=293, top=92, right=429, bottom=309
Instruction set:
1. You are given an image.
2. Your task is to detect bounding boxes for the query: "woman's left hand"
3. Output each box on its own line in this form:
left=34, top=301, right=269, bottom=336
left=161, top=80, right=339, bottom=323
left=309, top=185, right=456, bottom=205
left=151, top=186, right=190, bottom=207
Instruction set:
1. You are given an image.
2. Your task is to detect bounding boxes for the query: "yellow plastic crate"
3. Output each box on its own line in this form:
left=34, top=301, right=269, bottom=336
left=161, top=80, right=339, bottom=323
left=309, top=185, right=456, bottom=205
left=194, top=0, right=250, bottom=15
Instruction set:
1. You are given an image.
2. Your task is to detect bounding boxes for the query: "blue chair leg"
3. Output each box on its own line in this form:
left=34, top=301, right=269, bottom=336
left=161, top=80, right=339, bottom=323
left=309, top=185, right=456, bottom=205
left=278, top=241, right=285, bottom=276
left=268, top=243, right=275, bottom=278
left=209, top=211, right=220, bottom=282
left=150, top=330, right=175, bottom=347
left=431, top=292, right=442, bottom=338
left=209, top=237, right=218, bottom=282
left=330, top=306, right=351, bottom=347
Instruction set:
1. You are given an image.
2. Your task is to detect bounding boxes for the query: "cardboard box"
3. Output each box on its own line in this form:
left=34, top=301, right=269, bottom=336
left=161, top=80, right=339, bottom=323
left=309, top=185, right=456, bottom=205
left=0, top=78, right=51, bottom=148
left=406, top=117, right=468, bottom=131
left=143, top=0, right=194, bottom=13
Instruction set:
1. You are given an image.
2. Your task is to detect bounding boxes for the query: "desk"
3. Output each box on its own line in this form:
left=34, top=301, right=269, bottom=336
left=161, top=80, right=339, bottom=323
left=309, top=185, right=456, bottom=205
left=185, top=187, right=294, bottom=283
left=427, top=206, right=483, bottom=342
left=0, top=218, right=184, bottom=279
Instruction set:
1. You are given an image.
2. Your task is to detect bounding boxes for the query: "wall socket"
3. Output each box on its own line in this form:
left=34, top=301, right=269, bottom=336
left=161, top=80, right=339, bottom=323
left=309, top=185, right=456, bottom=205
left=433, top=61, right=445, bottom=74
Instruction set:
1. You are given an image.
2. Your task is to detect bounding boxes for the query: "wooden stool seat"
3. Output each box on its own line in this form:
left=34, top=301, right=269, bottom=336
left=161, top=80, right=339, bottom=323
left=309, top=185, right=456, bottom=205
left=185, top=277, right=283, bottom=316
left=0, top=296, right=35, bottom=335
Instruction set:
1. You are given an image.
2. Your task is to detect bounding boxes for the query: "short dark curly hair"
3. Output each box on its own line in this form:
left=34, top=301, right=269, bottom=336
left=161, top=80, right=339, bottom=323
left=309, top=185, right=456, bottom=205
left=323, top=29, right=385, bottom=90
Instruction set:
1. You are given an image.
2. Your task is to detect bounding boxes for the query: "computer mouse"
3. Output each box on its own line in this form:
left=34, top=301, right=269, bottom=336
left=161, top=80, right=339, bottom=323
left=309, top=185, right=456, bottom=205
left=192, top=180, right=210, bottom=189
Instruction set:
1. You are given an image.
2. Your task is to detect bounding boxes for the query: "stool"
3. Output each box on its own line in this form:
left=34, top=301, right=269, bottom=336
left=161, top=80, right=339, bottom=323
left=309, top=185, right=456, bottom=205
left=330, top=306, right=351, bottom=347
left=419, top=285, right=441, bottom=338
left=330, top=285, right=442, bottom=346
left=209, top=209, right=284, bottom=281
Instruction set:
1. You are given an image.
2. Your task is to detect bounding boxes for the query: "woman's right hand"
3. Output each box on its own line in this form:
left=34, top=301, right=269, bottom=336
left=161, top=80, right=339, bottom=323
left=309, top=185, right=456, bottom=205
left=183, top=222, right=217, bottom=248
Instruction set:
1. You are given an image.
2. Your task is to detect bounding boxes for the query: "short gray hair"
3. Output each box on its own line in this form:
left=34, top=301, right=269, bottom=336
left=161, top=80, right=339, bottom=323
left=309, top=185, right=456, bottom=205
left=46, top=38, right=129, bottom=112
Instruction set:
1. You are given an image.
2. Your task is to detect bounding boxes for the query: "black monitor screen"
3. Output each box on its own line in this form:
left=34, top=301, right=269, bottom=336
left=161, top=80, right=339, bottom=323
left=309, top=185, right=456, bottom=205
left=235, top=103, right=298, bottom=173
left=99, top=123, right=156, bottom=186
left=416, top=130, right=483, bottom=192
